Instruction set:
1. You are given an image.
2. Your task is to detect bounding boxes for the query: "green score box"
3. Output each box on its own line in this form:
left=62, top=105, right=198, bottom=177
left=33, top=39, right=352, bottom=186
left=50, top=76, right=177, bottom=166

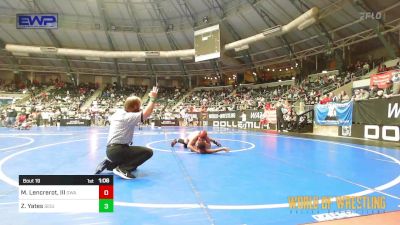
left=99, top=199, right=114, bottom=213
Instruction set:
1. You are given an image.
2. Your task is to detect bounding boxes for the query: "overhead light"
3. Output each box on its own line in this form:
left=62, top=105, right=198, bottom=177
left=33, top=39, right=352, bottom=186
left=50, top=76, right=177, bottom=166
left=272, top=69, right=275, bottom=72
left=279, top=69, right=282, bottom=71
left=180, top=56, right=193, bottom=61
left=291, top=67, right=293, bottom=69
left=262, top=25, right=282, bottom=36
left=267, top=68, right=270, bottom=71
left=145, top=51, right=160, bottom=57
left=85, top=56, right=101, bottom=61
left=132, top=58, right=145, bottom=62
left=285, top=68, right=288, bottom=71
left=322, top=70, right=328, bottom=73
left=12, top=52, right=29, bottom=57
left=278, top=79, right=282, bottom=82
left=292, top=77, right=295, bottom=80
left=234, top=45, right=249, bottom=52
left=298, top=17, right=317, bottom=31
left=252, top=72, right=256, bottom=76
left=228, top=78, right=231, bottom=80
left=40, top=47, right=58, bottom=54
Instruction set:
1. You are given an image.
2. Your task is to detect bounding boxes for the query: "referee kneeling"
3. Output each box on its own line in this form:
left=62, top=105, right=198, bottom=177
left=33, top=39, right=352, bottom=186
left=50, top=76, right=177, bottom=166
left=95, top=86, right=158, bottom=179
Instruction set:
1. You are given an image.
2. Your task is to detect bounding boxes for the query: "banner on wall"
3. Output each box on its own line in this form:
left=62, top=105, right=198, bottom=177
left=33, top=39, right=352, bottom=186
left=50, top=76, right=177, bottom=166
left=370, top=70, right=399, bottom=89
left=60, top=119, right=90, bottom=126
left=155, top=119, right=179, bottom=126
left=183, top=110, right=276, bottom=130
left=314, top=101, right=353, bottom=126
left=353, top=96, right=400, bottom=125
left=339, top=124, right=400, bottom=142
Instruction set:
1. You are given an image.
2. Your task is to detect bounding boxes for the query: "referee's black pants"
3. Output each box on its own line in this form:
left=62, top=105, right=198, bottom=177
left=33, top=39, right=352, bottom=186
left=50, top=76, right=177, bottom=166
left=106, top=145, right=153, bottom=172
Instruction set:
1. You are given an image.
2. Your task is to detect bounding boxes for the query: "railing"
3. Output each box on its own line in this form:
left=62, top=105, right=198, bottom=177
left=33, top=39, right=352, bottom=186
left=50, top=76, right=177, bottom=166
left=294, top=108, right=314, bottom=133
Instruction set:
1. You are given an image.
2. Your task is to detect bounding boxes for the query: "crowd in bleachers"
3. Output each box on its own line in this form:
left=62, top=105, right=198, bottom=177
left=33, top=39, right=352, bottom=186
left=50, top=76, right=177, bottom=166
left=1, top=59, right=399, bottom=129
left=1, top=80, right=98, bottom=128
left=0, top=79, right=47, bottom=97
left=175, top=87, right=233, bottom=111
left=151, top=87, right=186, bottom=120
left=88, top=84, right=147, bottom=126
left=234, top=85, right=292, bottom=110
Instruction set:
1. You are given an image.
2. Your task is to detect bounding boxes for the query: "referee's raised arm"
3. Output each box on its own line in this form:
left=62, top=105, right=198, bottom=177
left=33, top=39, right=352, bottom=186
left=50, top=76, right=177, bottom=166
left=143, top=86, right=158, bottom=120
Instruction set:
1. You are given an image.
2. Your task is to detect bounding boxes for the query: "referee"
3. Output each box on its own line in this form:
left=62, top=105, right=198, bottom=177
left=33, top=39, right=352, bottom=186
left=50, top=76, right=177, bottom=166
left=95, top=86, right=158, bottom=179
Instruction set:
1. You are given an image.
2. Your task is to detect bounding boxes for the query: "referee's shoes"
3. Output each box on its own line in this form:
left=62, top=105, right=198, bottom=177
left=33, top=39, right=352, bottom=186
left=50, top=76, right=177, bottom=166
left=95, top=158, right=115, bottom=174
left=113, top=167, right=136, bottom=179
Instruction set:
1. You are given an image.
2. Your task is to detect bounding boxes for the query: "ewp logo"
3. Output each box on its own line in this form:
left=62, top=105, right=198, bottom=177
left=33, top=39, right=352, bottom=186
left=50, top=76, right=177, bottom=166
left=17, top=14, right=58, bottom=29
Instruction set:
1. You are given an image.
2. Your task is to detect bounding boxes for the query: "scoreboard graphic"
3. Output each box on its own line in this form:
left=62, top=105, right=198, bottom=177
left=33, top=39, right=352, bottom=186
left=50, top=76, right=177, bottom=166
left=19, top=175, right=113, bottom=213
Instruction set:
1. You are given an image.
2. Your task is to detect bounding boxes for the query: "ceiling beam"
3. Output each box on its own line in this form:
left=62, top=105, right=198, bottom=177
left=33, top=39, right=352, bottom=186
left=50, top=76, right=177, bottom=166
left=205, top=0, right=255, bottom=70
left=354, top=0, right=399, bottom=58
left=179, top=0, right=222, bottom=78
left=246, top=0, right=296, bottom=61
left=290, top=0, right=345, bottom=71
left=124, top=0, right=156, bottom=78
left=151, top=2, right=189, bottom=77
left=24, top=0, right=76, bottom=85
left=0, top=38, right=19, bottom=72
left=3, top=17, right=398, bottom=75
left=96, top=0, right=120, bottom=79
left=176, top=0, right=197, bottom=27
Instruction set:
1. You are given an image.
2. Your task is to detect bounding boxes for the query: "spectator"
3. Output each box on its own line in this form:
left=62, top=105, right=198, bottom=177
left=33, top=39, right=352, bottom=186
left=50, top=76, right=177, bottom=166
left=331, top=92, right=340, bottom=103
left=392, top=73, right=400, bottom=95
left=369, top=85, right=379, bottom=98
left=353, top=89, right=362, bottom=101
left=360, top=89, right=369, bottom=100
left=41, top=110, right=50, bottom=127
left=275, top=102, right=286, bottom=132
left=378, top=63, right=387, bottom=73
left=363, top=62, right=370, bottom=73
left=338, top=91, right=349, bottom=102
left=6, top=105, right=17, bottom=127
left=376, top=89, right=385, bottom=98
left=384, top=81, right=393, bottom=96
left=395, top=61, right=400, bottom=70
left=319, top=94, right=331, bottom=104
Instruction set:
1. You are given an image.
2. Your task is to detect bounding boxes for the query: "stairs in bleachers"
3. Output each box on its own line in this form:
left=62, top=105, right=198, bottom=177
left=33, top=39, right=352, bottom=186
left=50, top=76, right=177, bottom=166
left=80, top=86, right=106, bottom=111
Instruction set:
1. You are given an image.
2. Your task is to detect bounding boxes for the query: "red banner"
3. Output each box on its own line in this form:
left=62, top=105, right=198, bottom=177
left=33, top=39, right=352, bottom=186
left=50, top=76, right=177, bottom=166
left=370, top=70, right=399, bottom=89
left=260, top=109, right=276, bottom=124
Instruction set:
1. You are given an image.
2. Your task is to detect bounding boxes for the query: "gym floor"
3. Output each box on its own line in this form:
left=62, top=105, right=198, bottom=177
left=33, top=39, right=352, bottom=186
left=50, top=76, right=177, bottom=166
left=0, top=126, right=399, bottom=225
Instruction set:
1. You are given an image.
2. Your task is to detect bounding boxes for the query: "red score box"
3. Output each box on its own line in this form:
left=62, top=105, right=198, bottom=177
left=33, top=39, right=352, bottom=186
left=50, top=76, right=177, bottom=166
left=99, top=185, right=113, bottom=199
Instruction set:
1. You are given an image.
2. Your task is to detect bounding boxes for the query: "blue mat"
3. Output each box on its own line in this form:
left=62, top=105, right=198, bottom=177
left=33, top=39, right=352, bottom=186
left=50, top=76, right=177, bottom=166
left=0, top=126, right=399, bottom=225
